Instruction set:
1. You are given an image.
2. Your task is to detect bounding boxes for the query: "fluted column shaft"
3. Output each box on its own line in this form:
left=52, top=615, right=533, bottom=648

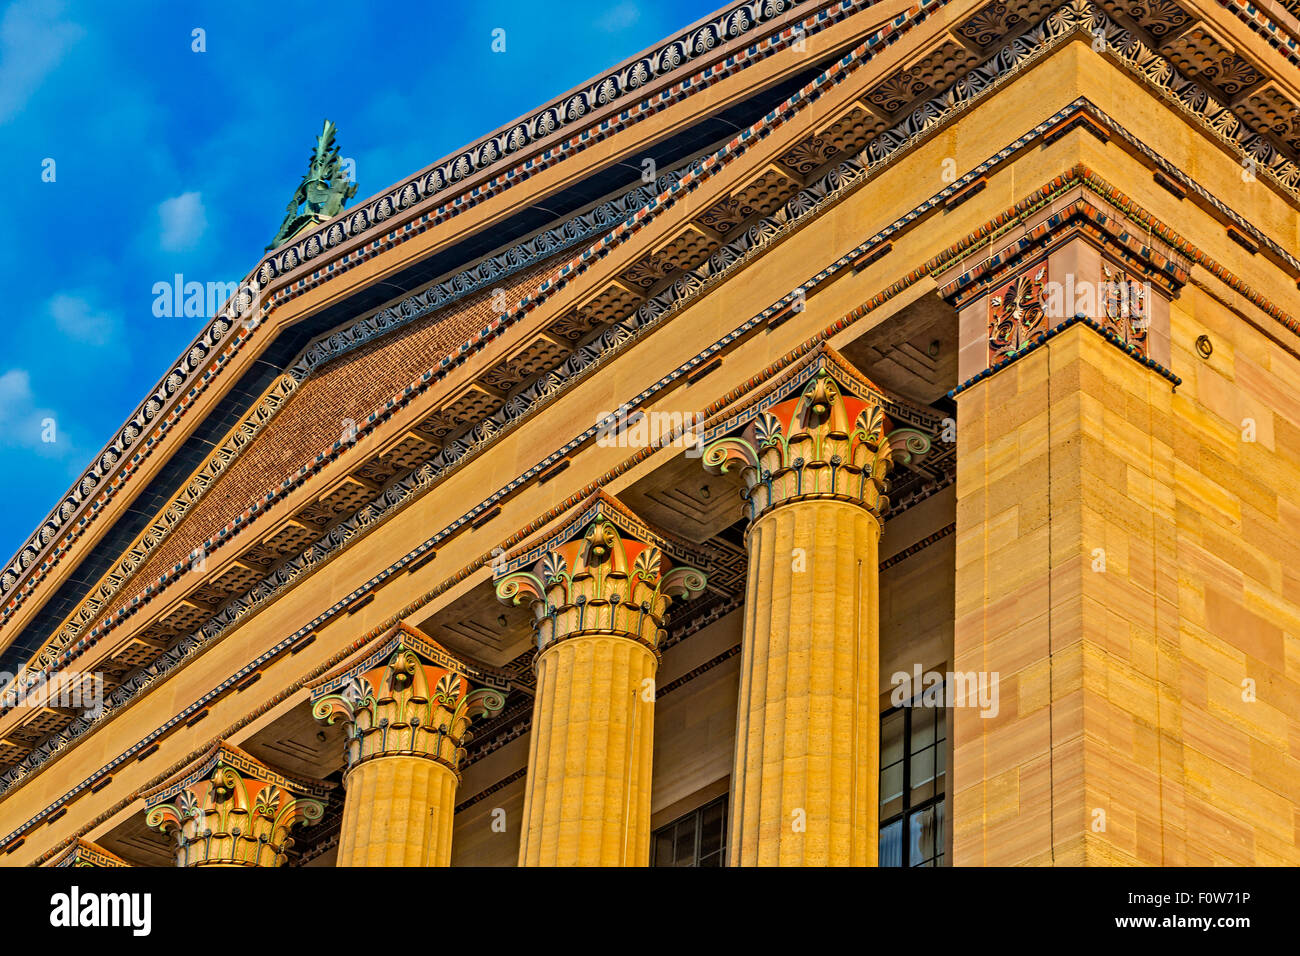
left=731, top=498, right=880, bottom=865
left=520, top=634, right=656, bottom=866
left=336, top=755, right=458, bottom=866
left=704, top=357, right=900, bottom=867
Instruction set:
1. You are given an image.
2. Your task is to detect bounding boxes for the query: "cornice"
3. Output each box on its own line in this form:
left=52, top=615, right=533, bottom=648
left=7, top=145, right=1295, bottom=861
left=10, top=0, right=957, bottom=680
left=936, top=192, right=1194, bottom=305
left=7, top=59, right=1289, bottom=780
left=7, top=73, right=1299, bottom=812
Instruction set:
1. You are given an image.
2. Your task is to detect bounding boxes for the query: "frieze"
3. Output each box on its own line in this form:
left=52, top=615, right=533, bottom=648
left=8, top=0, right=1300, bottom=649
left=8, top=8, right=1299, bottom=796
left=10, top=0, right=948, bottom=685
left=47, top=837, right=130, bottom=868
left=5, top=33, right=1296, bottom=795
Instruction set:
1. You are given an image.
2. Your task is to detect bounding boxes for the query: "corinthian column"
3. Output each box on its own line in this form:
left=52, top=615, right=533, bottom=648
left=144, top=742, right=329, bottom=867
left=495, top=492, right=706, bottom=866
left=703, top=346, right=901, bottom=866
left=310, top=623, right=506, bottom=866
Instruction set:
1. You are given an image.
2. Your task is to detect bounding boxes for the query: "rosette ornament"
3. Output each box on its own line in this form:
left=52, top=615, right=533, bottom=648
left=495, top=512, right=707, bottom=653
left=703, top=367, right=895, bottom=525
left=144, top=743, right=329, bottom=867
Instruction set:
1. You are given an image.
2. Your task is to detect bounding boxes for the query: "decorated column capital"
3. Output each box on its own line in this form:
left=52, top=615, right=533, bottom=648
left=144, top=742, right=330, bottom=867
left=310, top=623, right=507, bottom=778
left=702, top=347, right=918, bottom=526
left=494, top=491, right=707, bottom=654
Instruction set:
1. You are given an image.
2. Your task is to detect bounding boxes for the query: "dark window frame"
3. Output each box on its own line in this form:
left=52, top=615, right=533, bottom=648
left=879, top=683, right=949, bottom=867
left=650, top=794, right=728, bottom=867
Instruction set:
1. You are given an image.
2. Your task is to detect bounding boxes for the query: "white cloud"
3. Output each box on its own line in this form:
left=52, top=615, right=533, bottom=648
left=0, top=368, right=67, bottom=457
left=158, top=191, right=208, bottom=252
left=0, top=0, right=83, bottom=125
left=596, top=1, right=640, bottom=32
left=47, top=292, right=122, bottom=347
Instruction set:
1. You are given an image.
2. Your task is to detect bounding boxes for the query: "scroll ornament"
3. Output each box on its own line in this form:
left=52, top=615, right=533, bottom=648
left=703, top=369, right=901, bottom=523
left=312, top=648, right=506, bottom=775
left=496, top=516, right=706, bottom=652
left=144, top=747, right=328, bottom=867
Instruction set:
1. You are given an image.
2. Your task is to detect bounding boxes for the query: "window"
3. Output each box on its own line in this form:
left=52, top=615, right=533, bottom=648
left=651, top=796, right=727, bottom=866
left=879, top=684, right=948, bottom=866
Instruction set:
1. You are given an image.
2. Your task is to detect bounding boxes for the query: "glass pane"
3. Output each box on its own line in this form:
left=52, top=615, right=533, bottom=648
left=653, top=828, right=674, bottom=866
left=699, top=850, right=722, bottom=867
left=673, top=819, right=696, bottom=865
left=911, top=705, right=936, bottom=751
left=936, top=799, right=946, bottom=861
left=881, top=761, right=904, bottom=817
left=701, top=799, right=725, bottom=830
left=935, top=707, right=947, bottom=744
left=881, top=710, right=905, bottom=765
left=910, top=748, right=935, bottom=803
left=699, top=804, right=724, bottom=859
left=879, top=819, right=903, bottom=867
left=908, top=805, right=937, bottom=866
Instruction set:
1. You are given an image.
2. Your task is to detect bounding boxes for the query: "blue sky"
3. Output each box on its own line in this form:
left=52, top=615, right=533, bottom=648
left=0, top=0, right=720, bottom=565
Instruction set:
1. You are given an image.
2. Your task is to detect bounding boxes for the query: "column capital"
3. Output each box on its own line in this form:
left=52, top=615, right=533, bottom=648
left=143, top=742, right=330, bottom=867
left=494, top=491, right=707, bottom=653
left=702, top=346, right=914, bottom=525
left=309, top=622, right=507, bottom=777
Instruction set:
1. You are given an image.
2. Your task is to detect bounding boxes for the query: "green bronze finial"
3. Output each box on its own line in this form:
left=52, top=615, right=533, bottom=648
left=266, top=119, right=358, bottom=251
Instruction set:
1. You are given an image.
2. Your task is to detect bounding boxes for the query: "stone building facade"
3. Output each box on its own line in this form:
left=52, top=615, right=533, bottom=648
left=0, top=0, right=1298, bottom=867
